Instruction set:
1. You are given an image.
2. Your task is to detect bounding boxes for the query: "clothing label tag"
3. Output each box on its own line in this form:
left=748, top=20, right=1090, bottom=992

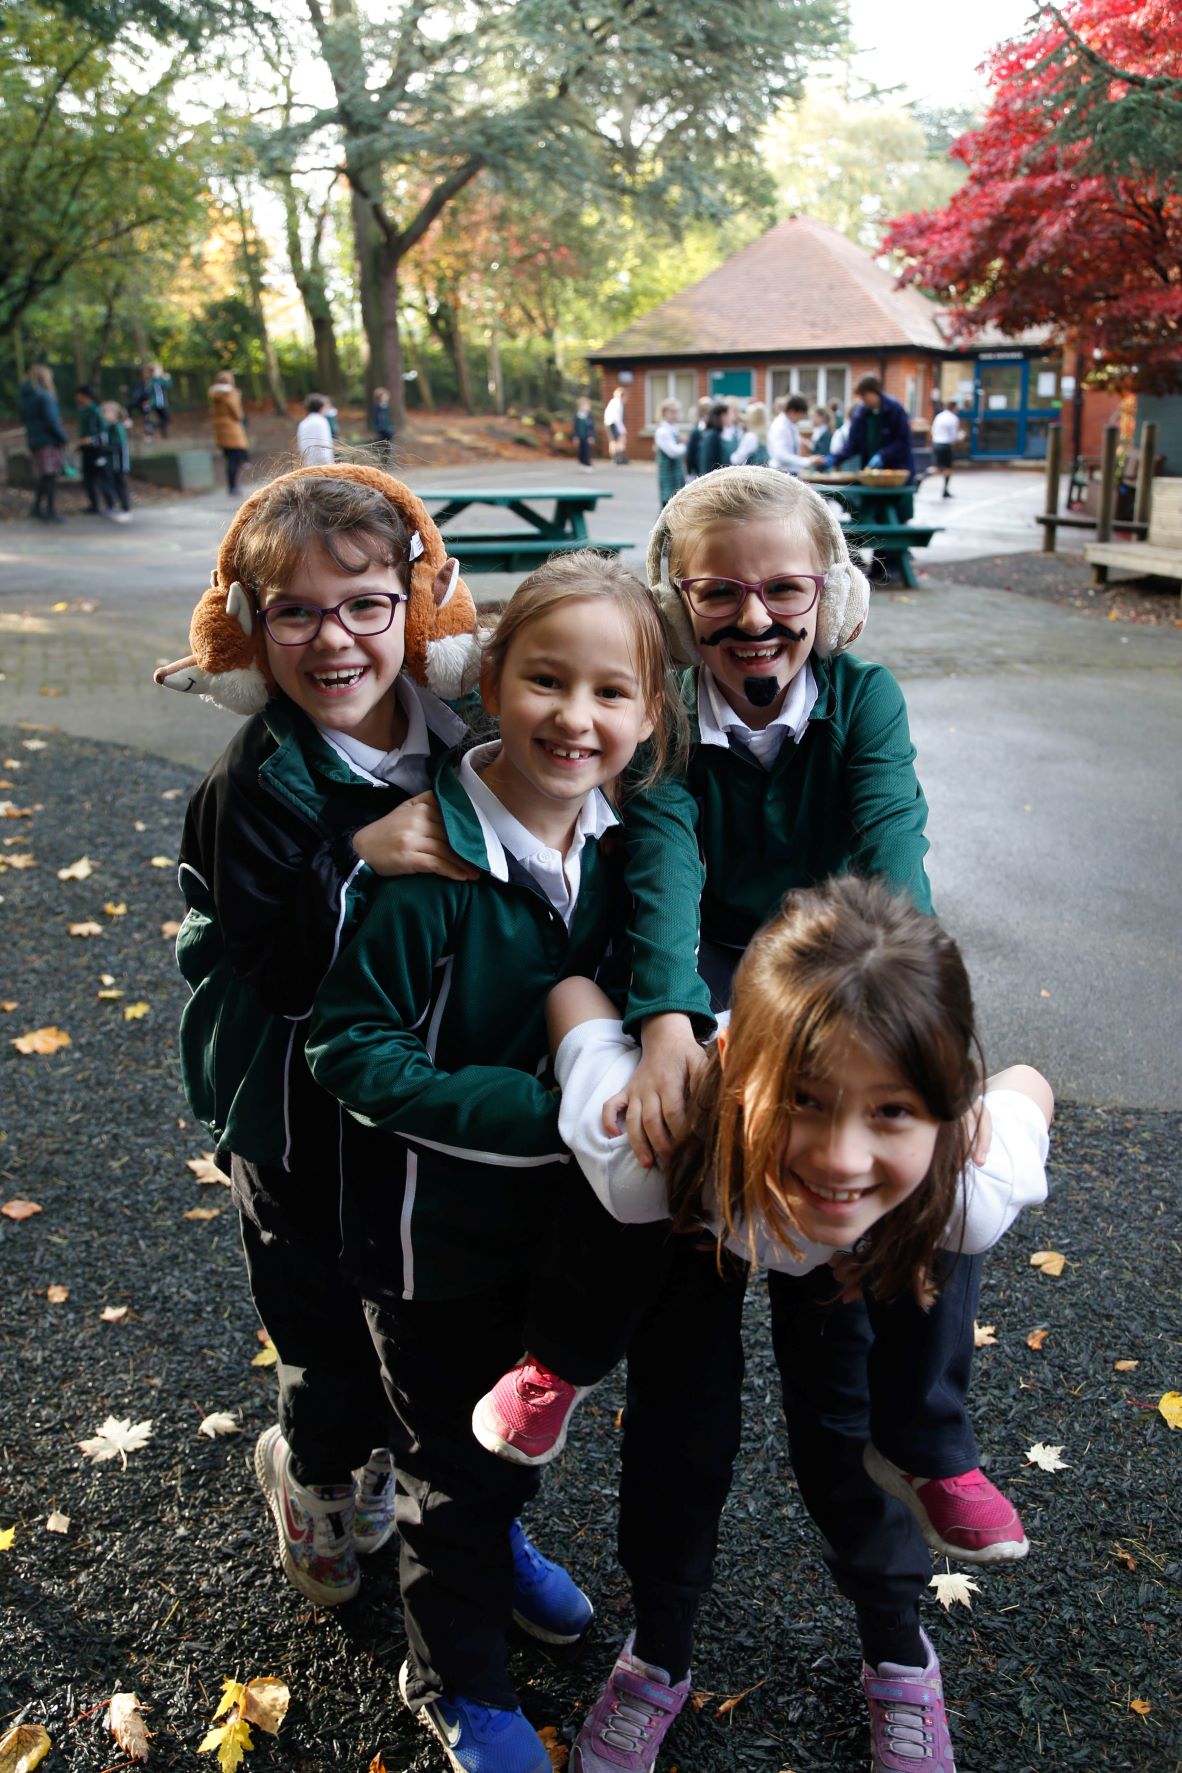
left=409, top=529, right=425, bottom=561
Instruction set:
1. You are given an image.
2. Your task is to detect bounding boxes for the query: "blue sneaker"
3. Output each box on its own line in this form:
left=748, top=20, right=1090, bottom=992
left=509, top=1517, right=594, bottom=1645
left=399, top=1661, right=550, bottom=1773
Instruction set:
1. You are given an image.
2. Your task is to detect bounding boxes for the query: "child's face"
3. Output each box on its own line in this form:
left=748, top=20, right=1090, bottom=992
left=679, top=518, right=820, bottom=719
left=773, top=1033, right=940, bottom=1248
left=481, top=598, right=655, bottom=827
left=260, top=540, right=408, bottom=749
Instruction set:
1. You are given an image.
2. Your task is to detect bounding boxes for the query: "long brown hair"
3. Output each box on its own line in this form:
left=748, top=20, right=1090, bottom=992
left=480, top=549, right=688, bottom=792
left=669, top=876, right=984, bottom=1305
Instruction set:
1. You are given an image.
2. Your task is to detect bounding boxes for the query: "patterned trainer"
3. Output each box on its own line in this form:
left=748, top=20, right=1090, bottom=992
left=472, top=1359, right=594, bottom=1466
left=863, top=1445, right=1029, bottom=1563
left=254, top=1424, right=359, bottom=1605
left=863, top=1628, right=957, bottom=1771
left=353, top=1447, right=398, bottom=1554
left=571, top=1633, right=691, bottom=1773
left=399, top=1661, right=550, bottom=1773
left=509, top=1518, right=594, bottom=1645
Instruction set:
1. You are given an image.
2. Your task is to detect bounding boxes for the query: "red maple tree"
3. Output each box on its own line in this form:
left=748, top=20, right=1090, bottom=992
left=885, top=0, right=1182, bottom=392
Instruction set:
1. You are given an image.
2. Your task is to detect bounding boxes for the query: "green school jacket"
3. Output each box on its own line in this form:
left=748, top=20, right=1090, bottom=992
left=622, top=652, right=932, bottom=1010
left=306, top=758, right=632, bottom=1302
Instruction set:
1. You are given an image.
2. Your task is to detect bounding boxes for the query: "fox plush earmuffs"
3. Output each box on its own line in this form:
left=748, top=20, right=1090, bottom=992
left=154, top=463, right=482, bottom=714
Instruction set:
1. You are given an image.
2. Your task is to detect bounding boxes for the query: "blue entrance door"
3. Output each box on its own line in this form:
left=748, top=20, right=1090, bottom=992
left=972, top=359, right=1026, bottom=457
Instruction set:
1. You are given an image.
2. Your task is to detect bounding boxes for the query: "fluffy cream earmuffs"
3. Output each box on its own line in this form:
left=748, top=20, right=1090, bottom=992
left=154, top=463, right=482, bottom=713
left=644, top=470, right=870, bottom=668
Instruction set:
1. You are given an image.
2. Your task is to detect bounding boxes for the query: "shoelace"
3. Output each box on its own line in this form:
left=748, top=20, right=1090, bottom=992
left=598, top=1687, right=662, bottom=1753
left=509, top=1527, right=549, bottom=1592
left=291, top=1479, right=354, bottom=1551
left=515, top=1367, right=562, bottom=1402
left=880, top=1700, right=934, bottom=1759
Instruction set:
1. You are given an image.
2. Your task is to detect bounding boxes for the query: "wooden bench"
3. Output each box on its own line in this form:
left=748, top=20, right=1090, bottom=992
left=441, top=534, right=630, bottom=573
left=1085, top=477, right=1182, bottom=591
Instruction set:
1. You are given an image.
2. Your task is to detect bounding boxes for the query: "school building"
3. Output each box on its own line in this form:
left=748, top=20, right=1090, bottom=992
left=588, top=217, right=1107, bottom=464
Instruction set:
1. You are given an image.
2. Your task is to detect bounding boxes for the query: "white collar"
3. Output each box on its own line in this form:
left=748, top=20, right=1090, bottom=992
left=698, top=661, right=818, bottom=750
left=458, top=740, right=617, bottom=885
left=317, top=675, right=465, bottom=785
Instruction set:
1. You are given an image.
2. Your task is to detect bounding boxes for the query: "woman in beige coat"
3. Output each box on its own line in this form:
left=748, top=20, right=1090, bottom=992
left=209, top=370, right=248, bottom=494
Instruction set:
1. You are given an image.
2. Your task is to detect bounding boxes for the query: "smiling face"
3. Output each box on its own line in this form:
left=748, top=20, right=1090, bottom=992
left=679, top=517, right=821, bottom=726
left=259, top=539, right=408, bottom=750
left=772, top=1030, right=940, bottom=1248
left=480, top=596, right=656, bottom=848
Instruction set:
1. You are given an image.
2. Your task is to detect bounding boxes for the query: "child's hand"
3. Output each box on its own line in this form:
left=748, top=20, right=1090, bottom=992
left=353, top=794, right=480, bottom=881
left=606, top=1013, right=705, bottom=1170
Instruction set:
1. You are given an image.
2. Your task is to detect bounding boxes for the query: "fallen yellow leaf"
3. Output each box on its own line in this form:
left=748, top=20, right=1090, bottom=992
left=98, top=989, right=124, bottom=1000
left=0, top=1527, right=14, bottom=1551
left=2, top=1199, right=43, bottom=1220
left=100, top=1305, right=132, bottom=1323
left=133, top=820, right=147, bottom=832
left=240, top=1677, right=290, bottom=1735
left=0, top=1002, right=17, bottom=1013
left=104, top=901, right=128, bottom=917
left=161, top=788, right=183, bottom=799
left=123, top=1002, right=151, bottom=1021
left=68, top=920, right=104, bottom=938
left=108, top=1692, right=150, bottom=1763
left=0, top=802, right=37, bottom=819
left=187, top=1154, right=230, bottom=1185
left=149, top=856, right=172, bottom=868
left=50, top=601, right=69, bottom=612
left=1158, top=1392, right=1182, bottom=1430
left=973, top=1321, right=998, bottom=1348
left=183, top=1207, right=221, bottom=1222
left=1114, top=1359, right=1139, bottom=1372
left=56, top=856, right=94, bottom=880
left=5, top=854, right=35, bottom=869
left=0, top=1723, right=51, bottom=1772
left=252, top=1334, right=278, bottom=1367
left=12, top=1026, right=71, bottom=1055
left=1027, top=1328, right=1050, bottom=1351
left=198, top=1716, right=253, bottom=1772
left=45, top=1510, right=70, bottom=1536
left=46, top=1284, right=69, bottom=1304
left=161, top=919, right=182, bottom=938
left=1130, top=1698, right=1151, bottom=1715
left=1030, top=1249, right=1066, bottom=1277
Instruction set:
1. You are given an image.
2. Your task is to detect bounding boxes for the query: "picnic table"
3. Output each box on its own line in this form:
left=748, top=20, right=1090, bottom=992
left=804, top=480, right=941, bottom=590
left=415, top=486, right=630, bottom=573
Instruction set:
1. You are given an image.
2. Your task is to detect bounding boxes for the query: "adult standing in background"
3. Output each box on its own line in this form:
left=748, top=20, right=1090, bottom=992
left=603, top=386, right=628, bottom=465
left=929, top=401, right=962, bottom=497
left=19, top=363, right=69, bottom=524
left=209, top=369, right=249, bottom=495
left=653, top=398, right=687, bottom=507
left=830, top=374, right=916, bottom=479
left=296, top=393, right=335, bottom=466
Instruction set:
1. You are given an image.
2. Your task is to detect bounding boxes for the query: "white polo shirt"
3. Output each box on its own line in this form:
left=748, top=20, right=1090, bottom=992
left=698, top=662, right=818, bottom=769
left=317, top=676, right=466, bottom=795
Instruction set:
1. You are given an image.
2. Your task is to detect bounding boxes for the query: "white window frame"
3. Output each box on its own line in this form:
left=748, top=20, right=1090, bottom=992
left=645, top=369, right=697, bottom=428
left=767, top=364, right=850, bottom=411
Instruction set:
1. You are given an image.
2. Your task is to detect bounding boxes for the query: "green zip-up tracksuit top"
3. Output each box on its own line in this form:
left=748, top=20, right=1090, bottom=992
left=307, top=757, right=634, bottom=1303
left=622, top=652, right=931, bottom=1014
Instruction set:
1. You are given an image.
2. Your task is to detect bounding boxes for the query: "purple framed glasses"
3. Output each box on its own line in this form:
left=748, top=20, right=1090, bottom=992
left=259, top=590, right=407, bottom=646
left=674, top=573, right=825, bottom=621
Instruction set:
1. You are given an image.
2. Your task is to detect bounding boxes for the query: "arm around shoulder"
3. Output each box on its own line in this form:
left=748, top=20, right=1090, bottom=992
left=986, top=1065, right=1054, bottom=1129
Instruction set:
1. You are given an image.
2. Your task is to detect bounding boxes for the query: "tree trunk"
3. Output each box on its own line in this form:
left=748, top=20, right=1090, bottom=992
left=312, top=314, right=342, bottom=398
left=353, top=181, right=386, bottom=399
left=487, top=315, right=504, bottom=415
left=233, top=188, right=287, bottom=416
left=380, top=249, right=408, bottom=430
left=278, top=173, right=344, bottom=401
left=410, top=328, right=435, bottom=410
left=449, top=308, right=475, bottom=413
left=128, top=308, right=150, bottom=372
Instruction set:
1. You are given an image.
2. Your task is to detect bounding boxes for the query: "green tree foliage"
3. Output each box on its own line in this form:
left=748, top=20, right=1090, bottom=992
left=0, top=1, right=207, bottom=336
left=264, top=0, right=846, bottom=424
left=762, top=92, right=967, bottom=250
left=1031, top=0, right=1182, bottom=185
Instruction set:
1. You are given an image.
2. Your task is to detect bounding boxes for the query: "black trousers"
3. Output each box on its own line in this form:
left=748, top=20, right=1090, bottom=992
left=232, top=1155, right=396, bottom=1488
left=365, top=1284, right=543, bottom=1711
left=81, top=451, right=113, bottom=512
left=109, top=469, right=131, bottom=513
left=223, top=447, right=248, bottom=492
left=527, top=1168, right=669, bottom=1386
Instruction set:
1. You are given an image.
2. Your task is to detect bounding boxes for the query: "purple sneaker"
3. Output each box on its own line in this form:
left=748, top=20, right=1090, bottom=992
left=571, top=1634, right=691, bottom=1772
left=862, top=1629, right=957, bottom=1771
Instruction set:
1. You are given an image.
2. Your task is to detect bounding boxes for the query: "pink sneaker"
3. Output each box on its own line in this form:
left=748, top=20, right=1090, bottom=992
left=472, top=1359, right=593, bottom=1467
left=863, top=1628, right=956, bottom=1771
left=571, top=1634, right=691, bottom=1772
left=864, top=1444, right=1029, bottom=1563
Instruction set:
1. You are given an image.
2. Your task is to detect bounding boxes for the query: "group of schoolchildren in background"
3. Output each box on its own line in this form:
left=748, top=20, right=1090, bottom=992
left=18, top=363, right=161, bottom=525
left=169, top=447, right=1052, bottom=1773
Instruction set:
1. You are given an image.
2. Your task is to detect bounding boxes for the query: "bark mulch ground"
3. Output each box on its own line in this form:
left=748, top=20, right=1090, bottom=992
left=921, top=551, right=1182, bottom=628
left=1, top=729, right=1179, bottom=1772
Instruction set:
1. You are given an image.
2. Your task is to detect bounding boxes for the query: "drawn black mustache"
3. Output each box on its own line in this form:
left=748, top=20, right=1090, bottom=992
left=698, top=622, right=809, bottom=647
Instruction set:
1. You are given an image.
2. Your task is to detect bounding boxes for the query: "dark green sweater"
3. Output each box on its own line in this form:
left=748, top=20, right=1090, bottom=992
left=624, top=653, right=931, bottom=995
left=307, top=760, right=635, bottom=1302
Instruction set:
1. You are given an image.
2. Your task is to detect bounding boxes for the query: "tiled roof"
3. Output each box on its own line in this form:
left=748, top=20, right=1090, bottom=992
left=589, top=216, right=949, bottom=360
